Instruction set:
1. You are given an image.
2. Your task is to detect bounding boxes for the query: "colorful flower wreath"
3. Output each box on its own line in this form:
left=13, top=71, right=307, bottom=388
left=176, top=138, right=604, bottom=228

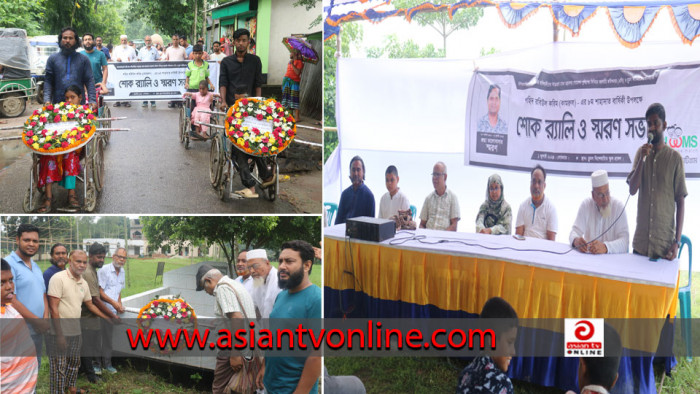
left=224, top=98, right=296, bottom=156
left=22, top=102, right=97, bottom=154
left=137, top=295, right=198, bottom=355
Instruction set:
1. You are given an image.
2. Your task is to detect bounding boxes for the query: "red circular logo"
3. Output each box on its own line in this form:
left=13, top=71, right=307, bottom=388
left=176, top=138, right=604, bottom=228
left=574, top=320, right=595, bottom=341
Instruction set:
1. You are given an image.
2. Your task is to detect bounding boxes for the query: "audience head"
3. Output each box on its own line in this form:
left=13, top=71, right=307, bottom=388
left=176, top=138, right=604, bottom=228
left=578, top=323, right=622, bottom=391
left=480, top=297, right=518, bottom=373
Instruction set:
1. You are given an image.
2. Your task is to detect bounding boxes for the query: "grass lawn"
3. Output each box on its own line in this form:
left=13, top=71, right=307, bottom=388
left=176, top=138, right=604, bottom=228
left=325, top=271, right=700, bottom=393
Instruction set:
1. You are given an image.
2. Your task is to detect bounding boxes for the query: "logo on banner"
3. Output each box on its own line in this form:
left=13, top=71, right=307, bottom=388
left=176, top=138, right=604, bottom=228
left=665, top=124, right=699, bottom=166
left=565, top=319, right=604, bottom=357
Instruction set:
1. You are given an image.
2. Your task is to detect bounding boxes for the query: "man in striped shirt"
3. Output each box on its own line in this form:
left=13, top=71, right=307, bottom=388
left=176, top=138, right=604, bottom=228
left=1, top=258, right=39, bottom=393
left=196, top=264, right=257, bottom=394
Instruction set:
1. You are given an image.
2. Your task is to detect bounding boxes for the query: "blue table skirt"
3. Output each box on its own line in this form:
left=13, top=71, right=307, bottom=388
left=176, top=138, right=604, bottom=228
left=325, top=287, right=675, bottom=393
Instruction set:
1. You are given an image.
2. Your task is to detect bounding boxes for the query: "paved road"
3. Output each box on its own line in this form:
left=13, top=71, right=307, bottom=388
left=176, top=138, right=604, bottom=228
left=0, top=103, right=319, bottom=213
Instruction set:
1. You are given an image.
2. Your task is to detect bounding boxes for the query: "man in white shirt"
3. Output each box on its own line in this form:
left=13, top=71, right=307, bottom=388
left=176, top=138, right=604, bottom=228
left=97, top=247, right=127, bottom=373
left=112, top=34, right=136, bottom=107
left=137, top=35, right=160, bottom=108
left=569, top=170, right=629, bottom=254
left=246, top=249, right=281, bottom=319
left=419, top=161, right=460, bottom=231
left=515, top=165, right=558, bottom=240
left=234, top=250, right=254, bottom=295
left=209, top=41, right=226, bottom=63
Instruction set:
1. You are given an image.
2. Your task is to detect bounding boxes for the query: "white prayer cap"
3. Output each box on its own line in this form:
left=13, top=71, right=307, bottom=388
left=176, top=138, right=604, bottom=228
left=246, top=249, right=268, bottom=260
left=120, top=34, right=128, bottom=39
left=591, top=170, right=608, bottom=188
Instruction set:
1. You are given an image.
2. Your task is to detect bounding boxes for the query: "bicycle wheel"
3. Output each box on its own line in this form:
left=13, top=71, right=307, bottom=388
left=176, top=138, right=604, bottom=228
left=209, top=136, right=223, bottom=188
left=93, top=139, right=105, bottom=192
left=103, top=105, right=112, bottom=143
left=179, top=105, right=187, bottom=143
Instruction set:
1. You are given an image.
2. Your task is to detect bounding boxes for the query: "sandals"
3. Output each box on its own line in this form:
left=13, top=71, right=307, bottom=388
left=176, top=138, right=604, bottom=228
left=124, top=102, right=131, bottom=107
left=68, top=195, right=81, bottom=209
left=235, top=188, right=259, bottom=198
left=36, top=197, right=51, bottom=213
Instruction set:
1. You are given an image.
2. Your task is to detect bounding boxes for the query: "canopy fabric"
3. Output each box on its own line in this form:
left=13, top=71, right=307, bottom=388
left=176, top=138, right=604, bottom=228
left=323, top=1, right=700, bottom=47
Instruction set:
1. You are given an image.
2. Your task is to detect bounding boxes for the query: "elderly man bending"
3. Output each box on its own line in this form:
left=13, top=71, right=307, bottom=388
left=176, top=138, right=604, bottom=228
left=570, top=170, right=629, bottom=254
left=419, top=161, right=460, bottom=231
left=196, top=264, right=257, bottom=394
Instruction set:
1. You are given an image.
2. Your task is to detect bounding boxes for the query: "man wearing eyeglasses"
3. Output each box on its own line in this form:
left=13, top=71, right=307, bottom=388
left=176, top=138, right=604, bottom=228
left=97, top=247, right=127, bottom=374
left=569, top=170, right=629, bottom=254
left=419, top=161, right=461, bottom=231
left=137, top=35, right=160, bottom=108
left=515, top=165, right=558, bottom=240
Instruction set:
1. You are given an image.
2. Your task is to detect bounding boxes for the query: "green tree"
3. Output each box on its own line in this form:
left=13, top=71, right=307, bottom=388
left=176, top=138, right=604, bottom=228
left=128, top=0, right=201, bottom=38
left=392, top=0, right=483, bottom=54
left=366, top=34, right=444, bottom=58
left=0, top=0, right=46, bottom=36
left=141, top=216, right=320, bottom=276
left=294, top=0, right=321, bottom=29
left=42, top=0, right=124, bottom=44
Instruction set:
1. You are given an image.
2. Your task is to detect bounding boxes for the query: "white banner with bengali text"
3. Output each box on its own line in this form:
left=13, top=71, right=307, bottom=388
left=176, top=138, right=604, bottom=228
left=104, top=61, right=220, bottom=101
left=465, top=64, right=700, bottom=177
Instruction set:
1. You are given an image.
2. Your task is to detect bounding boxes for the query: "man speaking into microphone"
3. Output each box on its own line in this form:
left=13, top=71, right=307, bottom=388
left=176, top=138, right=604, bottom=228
left=627, top=103, right=687, bottom=260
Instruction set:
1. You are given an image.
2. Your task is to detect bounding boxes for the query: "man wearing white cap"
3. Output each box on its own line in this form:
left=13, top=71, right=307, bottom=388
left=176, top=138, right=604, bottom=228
left=112, top=34, right=136, bottom=107
left=246, top=249, right=281, bottom=319
left=570, top=170, right=629, bottom=254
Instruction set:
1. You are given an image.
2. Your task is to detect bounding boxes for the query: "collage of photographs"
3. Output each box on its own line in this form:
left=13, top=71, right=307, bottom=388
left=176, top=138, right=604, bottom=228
left=0, top=0, right=699, bottom=393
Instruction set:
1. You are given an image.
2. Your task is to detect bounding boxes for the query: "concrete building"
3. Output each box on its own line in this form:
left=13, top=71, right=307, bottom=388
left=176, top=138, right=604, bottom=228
left=207, top=0, right=322, bottom=87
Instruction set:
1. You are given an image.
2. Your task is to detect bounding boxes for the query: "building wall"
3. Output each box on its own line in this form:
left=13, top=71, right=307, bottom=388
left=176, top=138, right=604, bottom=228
left=267, top=0, right=321, bottom=86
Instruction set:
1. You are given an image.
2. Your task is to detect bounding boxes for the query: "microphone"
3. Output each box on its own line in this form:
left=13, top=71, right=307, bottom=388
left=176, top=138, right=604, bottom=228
left=643, top=132, right=653, bottom=162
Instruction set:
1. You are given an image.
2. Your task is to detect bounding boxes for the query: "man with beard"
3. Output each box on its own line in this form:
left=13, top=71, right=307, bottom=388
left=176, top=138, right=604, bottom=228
left=95, top=36, right=110, bottom=60
left=80, top=33, right=108, bottom=95
left=44, top=27, right=96, bottom=107
left=257, top=240, right=321, bottom=393
left=570, top=170, right=629, bottom=254
left=234, top=250, right=254, bottom=295
left=515, top=165, right=558, bottom=240
left=628, top=103, right=687, bottom=260
left=419, top=161, right=460, bottom=231
left=247, top=249, right=281, bottom=319
left=195, top=264, right=257, bottom=393
left=47, top=250, right=111, bottom=394
left=43, top=243, right=69, bottom=290
left=80, top=243, right=118, bottom=382
left=335, top=156, right=376, bottom=225
left=5, top=223, right=50, bottom=368
left=97, top=247, right=127, bottom=374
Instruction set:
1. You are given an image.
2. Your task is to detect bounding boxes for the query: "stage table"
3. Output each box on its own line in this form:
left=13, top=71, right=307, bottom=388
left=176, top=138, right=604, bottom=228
left=324, top=225, right=679, bottom=393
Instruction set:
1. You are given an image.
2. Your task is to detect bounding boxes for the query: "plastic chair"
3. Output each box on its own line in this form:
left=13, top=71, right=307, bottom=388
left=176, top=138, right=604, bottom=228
left=324, top=202, right=338, bottom=226
left=410, top=205, right=417, bottom=220
left=678, top=235, right=692, bottom=361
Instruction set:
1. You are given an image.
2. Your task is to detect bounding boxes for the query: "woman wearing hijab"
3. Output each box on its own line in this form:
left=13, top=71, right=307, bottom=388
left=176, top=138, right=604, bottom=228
left=476, top=174, right=512, bottom=235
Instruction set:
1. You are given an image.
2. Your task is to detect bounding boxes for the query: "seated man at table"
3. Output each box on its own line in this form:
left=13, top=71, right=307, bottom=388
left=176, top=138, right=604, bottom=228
left=456, top=297, right=518, bottom=394
left=335, top=156, right=375, bottom=225
left=515, top=165, right=557, bottom=240
left=566, top=323, right=622, bottom=394
left=420, top=161, right=460, bottom=231
left=570, top=170, right=629, bottom=254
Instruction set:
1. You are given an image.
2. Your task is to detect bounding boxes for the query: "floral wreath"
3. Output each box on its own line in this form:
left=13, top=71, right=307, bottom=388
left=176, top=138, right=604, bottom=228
left=22, top=102, right=97, bottom=154
left=137, top=296, right=198, bottom=355
left=224, top=98, right=296, bottom=156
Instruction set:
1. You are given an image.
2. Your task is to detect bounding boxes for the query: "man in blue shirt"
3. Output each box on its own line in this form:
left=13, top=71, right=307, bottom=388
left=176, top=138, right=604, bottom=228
left=5, top=223, right=50, bottom=367
left=80, top=33, right=108, bottom=93
left=95, top=36, right=111, bottom=60
left=180, top=35, right=193, bottom=58
left=44, top=27, right=96, bottom=107
left=42, top=243, right=68, bottom=291
left=335, top=156, right=375, bottom=224
left=259, top=240, right=321, bottom=393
